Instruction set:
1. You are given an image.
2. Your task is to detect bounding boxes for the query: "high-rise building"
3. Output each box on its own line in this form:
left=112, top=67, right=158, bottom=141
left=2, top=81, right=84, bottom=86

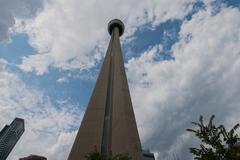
left=0, top=118, right=25, bottom=160
left=68, top=19, right=144, bottom=160
left=143, top=150, right=155, bottom=160
left=19, top=154, right=47, bottom=160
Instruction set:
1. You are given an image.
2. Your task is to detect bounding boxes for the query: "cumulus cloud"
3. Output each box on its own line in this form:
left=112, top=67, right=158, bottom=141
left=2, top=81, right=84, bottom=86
left=16, top=0, right=196, bottom=75
left=127, top=5, right=240, bottom=159
left=56, top=77, right=69, bottom=83
left=0, top=0, right=42, bottom=42
left=1, top=0, right=239, bottom=160
left=0, top=59, right=83, bottom=160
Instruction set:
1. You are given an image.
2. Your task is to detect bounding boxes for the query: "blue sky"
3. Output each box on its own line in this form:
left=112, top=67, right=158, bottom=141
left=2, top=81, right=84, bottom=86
left=0, top=0, right=240, bottom=160
left=0, top=0, right=203, bottom=107
left=0, top=34, right=94, bottom=108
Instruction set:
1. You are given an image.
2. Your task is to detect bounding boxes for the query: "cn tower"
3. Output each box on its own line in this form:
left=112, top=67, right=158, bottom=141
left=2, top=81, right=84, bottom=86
left=68, top=19, right=144, bottom=160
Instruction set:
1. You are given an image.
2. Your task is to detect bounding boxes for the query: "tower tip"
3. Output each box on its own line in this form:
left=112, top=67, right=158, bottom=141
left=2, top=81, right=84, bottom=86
left=108, top=19, right=124, bottom=37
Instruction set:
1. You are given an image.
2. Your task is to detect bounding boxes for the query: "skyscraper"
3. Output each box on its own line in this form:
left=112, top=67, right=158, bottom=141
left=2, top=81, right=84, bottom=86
left=143, top=150, right=155, bottom=160
left=68, top=19, right=144, bottom=160
left=0, top=118, right=25, bottom=160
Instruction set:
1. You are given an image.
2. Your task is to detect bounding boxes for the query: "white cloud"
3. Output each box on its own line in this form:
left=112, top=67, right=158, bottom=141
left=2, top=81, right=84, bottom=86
left=15, top=0, right=196, bottom=75
left=0, top=0, right=42, bottom=42
left=0, top=59, right=83, bottom=160
left=47, top=131, right=77, bottom=159
left=127, top=6, right=240, bottom=159
left=1, top=0, right=239, bottom=160
left=56, top=77, right=68, bottom=83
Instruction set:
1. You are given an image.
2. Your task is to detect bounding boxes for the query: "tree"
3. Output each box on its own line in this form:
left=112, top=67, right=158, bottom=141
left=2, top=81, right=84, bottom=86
left=85, top=147, right=102, bottom=160
left=187, top=115, right=240, bottom=160
left=85, top=147, right=132, bottom=160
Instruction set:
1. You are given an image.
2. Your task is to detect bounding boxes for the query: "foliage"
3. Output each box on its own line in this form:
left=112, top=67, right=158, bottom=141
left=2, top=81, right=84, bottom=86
left=85, top=147, right=102, bottom=160
left=187, top=115, right=240, bottom=160
left=85, top=147, right=132, bottom=160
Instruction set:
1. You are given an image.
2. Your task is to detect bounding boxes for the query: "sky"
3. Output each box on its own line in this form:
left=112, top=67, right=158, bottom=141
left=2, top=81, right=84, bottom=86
left=0, top=0, right=240, bottom=159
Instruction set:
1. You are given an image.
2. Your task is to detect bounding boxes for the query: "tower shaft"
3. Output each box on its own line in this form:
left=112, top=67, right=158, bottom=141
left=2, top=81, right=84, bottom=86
left=68, top=20, right=143, bottom=160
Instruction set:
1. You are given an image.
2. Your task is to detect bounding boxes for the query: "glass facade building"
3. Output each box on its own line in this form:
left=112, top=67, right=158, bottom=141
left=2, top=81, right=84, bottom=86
left=143, top=150, right=155, bottom=160
left=0, top=118, right=25, bottom=160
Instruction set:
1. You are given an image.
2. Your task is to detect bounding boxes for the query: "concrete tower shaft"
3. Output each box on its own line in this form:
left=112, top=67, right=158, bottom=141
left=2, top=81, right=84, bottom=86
left=68, top=19, right=143, bottom=160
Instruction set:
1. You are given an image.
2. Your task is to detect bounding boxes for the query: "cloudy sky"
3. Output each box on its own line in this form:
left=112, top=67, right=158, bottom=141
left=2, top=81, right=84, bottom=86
left=0, top=0, right=240, bottom=159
